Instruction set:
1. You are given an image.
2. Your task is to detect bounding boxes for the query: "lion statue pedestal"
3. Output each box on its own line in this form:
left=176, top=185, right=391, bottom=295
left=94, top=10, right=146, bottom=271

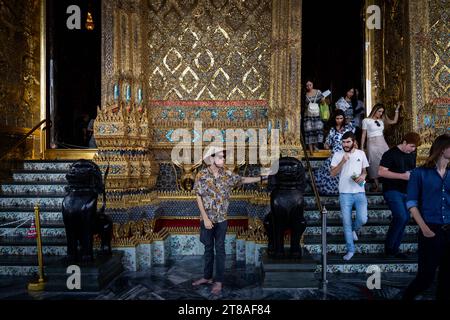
left=261, top=157, right=318, bottom=289
left=45, top=160, right=123, bottom=292
left=264, top=157, right=307, bottom=259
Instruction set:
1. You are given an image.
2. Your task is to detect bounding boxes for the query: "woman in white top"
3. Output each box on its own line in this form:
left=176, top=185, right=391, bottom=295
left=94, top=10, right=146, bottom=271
left=361, top=103, right=400, bottom=192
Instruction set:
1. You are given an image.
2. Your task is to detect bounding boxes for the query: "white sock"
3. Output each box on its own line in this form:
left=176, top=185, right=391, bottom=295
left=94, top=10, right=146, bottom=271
left=352, top=231, right=359, bottom=241
left=343, top=252, right=354, bottom=261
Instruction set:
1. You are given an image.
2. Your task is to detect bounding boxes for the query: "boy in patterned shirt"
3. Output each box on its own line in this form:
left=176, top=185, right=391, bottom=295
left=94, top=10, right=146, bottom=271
left=192, top=146, right=269, bottom=295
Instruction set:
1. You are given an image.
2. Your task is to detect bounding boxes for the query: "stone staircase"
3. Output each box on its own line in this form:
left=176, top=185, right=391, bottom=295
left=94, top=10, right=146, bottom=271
left=0, top=159, right=418, bottom=276
left=0, top=161, right=71, bottom=276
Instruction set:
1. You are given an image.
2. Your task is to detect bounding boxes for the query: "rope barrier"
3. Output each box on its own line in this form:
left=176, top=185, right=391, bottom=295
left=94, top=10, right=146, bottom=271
left=0, top=217, right=32, bottom=237
left=0, top=217, right=32, bottom=228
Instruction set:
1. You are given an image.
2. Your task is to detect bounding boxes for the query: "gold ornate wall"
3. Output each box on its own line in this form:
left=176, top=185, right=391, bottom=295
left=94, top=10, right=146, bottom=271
left=407, top=0, right=449, bottom=158
left=365, top=0, right=448, bottom=152
left=0, top=0, right=41, bottom=160
left=146, top=0, right=271, bottom=101
left=365, top=0, right=411, bottom=147
left=96, top=0, right=304, bottom=192
left=144, top=0, right=273, bottom=155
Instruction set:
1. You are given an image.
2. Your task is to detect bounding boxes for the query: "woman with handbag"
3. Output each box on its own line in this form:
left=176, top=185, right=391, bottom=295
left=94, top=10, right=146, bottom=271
left=304, top=80, right=325, bottom=153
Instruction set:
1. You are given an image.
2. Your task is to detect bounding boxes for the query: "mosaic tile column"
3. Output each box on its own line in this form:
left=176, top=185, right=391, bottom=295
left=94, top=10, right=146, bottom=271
left=236, top=238, right=246, bottom=263
left=114, top=246, right=137, bottom=271
left=152, top=240, right=166, bottom=265
left=136, top=243, right=152, bottom=271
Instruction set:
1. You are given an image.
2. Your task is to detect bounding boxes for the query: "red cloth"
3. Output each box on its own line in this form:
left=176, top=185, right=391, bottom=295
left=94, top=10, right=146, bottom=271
left=154, top=218, right=248, bottom=232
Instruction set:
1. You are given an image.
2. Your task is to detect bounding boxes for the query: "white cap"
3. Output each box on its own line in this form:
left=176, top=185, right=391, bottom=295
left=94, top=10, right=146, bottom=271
left=203, top=145, right=225, bottom=162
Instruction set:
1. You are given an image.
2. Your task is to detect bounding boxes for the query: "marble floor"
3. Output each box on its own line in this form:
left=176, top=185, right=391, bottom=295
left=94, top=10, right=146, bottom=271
left=0, top=255, right=435, bottom=300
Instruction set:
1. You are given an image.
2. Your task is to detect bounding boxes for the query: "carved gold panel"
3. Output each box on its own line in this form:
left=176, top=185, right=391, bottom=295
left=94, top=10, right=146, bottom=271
left=145, top=0, right=271, bottom=101
left=0, top=0, right=41, bottom=139
left=407, top=0, right=449, bottom=158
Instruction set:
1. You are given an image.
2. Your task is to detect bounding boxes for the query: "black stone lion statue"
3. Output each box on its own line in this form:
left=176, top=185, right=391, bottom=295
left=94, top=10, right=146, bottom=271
left=62, top=160, right=112, bottom=262
left=264, top=157, right=306, bottom=259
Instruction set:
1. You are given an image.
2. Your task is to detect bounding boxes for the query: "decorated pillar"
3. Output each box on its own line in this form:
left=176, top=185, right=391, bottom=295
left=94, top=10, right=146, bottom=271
left=270, top=0, right=303, bottom=158
left=407, top=0, right=449, bottom=160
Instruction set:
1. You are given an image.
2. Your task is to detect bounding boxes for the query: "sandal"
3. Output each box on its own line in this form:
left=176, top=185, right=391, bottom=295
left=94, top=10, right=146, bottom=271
left=192, top=278, right=213, bottom=286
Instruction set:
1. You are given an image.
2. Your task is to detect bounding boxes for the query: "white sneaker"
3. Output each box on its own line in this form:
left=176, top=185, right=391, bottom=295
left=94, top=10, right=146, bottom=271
left=352, top=231, right=359, bottom=241
left=343, top=252, right=354, bottom=261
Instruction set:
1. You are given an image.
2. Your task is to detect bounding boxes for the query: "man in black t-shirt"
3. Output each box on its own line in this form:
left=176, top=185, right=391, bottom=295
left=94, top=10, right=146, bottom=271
left=378, top=132, right=421, bottom=258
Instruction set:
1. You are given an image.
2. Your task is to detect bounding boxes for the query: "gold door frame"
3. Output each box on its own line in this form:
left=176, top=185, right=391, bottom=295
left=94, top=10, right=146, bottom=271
left=39, top=0, right=97, bottom=160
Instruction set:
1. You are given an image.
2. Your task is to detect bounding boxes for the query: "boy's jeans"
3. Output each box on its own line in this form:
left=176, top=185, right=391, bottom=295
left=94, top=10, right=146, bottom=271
left=339, top=193, right=368, bottom=253
left=383, top=190, right=409, bottom=254
left=200, top=220, right=228, bottom=282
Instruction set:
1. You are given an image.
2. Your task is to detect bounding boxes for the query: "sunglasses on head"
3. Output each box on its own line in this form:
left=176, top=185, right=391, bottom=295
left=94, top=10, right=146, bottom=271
left=212, top=153, right=226, bottom=159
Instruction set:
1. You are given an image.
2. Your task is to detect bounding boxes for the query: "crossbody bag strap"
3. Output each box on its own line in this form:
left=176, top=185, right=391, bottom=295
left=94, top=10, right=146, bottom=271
left=307, top=90, right=319, bottom=104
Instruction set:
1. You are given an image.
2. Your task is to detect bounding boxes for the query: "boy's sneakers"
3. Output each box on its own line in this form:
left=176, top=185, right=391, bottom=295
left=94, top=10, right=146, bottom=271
left=352, top=231, right=359, bottom=241
left=343, top=252, right=354, bottom=261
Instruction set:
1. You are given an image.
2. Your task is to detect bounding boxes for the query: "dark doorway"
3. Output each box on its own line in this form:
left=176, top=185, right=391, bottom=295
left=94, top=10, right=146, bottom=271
left=301, top=0, right=365, bottom=111
left=47, top=0, right=101, bottom=149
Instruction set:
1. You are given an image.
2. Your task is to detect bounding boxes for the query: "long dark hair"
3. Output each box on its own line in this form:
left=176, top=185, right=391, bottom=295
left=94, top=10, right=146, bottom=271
left=328, top=109, right=346, bottom=129
left=343, top=87, right=356, bottom=108
left=368, top=103, right=385, bottom=119
left=423, top=134, right=450, bottom=168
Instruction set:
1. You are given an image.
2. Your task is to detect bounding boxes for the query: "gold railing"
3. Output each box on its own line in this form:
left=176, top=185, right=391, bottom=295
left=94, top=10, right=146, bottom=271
left=0, top=119, right=49, bottom=162
left=300, top=135, right=328, bottom=285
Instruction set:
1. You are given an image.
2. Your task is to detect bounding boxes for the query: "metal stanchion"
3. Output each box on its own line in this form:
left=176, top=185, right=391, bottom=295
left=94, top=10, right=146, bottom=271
left=28, top=204, right=46, bottom=291
left=321, top=205, right=328, bottom=298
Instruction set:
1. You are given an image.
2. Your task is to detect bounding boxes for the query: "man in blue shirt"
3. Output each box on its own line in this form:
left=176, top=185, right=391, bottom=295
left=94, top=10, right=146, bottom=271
left=403, top=134, right=450, bottom=300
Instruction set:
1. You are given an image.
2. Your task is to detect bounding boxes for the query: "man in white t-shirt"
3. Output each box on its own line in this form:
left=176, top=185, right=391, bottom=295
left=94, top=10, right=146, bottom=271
left=331, top=131, right=369, bottom=260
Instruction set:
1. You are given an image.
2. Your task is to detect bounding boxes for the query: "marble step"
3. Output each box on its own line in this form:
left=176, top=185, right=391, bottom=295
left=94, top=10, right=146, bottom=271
left=0, top=210, right=62, bottom=222
left=0, top=195, right=387, bottom=211
left=23, top=160, right=73, bottom=171
left=0, top=194, right=64, bottom=208
left=0, top=237, right=66, bottom=256
left=304, top=185, right=383, bottom=195
left=0, top=218, right=64, bottom=228
left=314, top=253, right=418, bottom=273
left=305, top=243, right=417, bottom=255
left=0, top=245, right=67, bottom=256
left=0, top=226, right=66, bottom=238
left=11, top=170, right=68, bottom=183
left=304, top=210, right=394, bottom=221
left=1, top=182, right=67, bottom=195
left=0, top=255, right=68, bottom=276
left=304, top=225, right=418, bottom=236
left=306, top=217, right=416, bottom=227
left=304, top=234, right=418, bottom=254
left=305, top=233, right=418, bottom=244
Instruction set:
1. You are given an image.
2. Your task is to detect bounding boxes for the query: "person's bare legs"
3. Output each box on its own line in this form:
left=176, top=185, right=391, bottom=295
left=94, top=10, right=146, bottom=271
left=211, top=281, right=222, bottom=295
left=192, top=278, right=213, bottom=286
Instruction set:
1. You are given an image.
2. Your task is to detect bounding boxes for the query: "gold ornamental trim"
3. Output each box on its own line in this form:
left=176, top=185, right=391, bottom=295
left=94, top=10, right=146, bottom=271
left=45, top=149, right=98, bottom=160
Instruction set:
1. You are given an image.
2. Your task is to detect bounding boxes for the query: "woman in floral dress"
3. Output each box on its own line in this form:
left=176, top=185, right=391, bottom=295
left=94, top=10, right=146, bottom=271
left=314, top=109, right=355, bottom=195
